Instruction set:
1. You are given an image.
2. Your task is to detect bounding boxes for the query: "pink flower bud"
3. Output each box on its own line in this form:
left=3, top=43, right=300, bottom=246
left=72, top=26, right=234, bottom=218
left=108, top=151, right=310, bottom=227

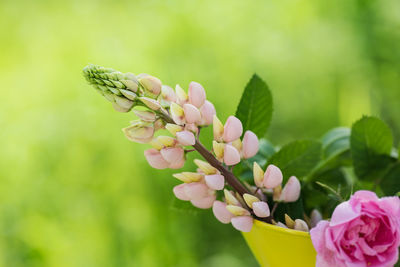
left=191, top=194, right=216, bottom=209
left=223, top=116, right=243, bottom=143
left=173, top=184, right=190, bottom=201
left=205, top=174, right=225, bottom=190
left=139, top=97, right=161, bottom=111
left=223, top=144, right=241, bottom=166
left=114, top=96, right=134, bottom=110
left=252, top=201, right=270, bottom=218
left=160, top=147, right=184, bottom=164
left=184, top=182, right=209, bottom=200
left=133, top=110, right=156, bottom=122
left=183, top=103, right=201, bottom=124
left=212, top=201, right=234, bottom=224
left=169, top=156, right=186, bottom=169
left=242, top=131, right=259, bottom=159
left=176, top=130, right=195, bottom=146
left=112, top=102, right=130, bottom=113
left=294, top=219, right=309, bottom=232
left=123, top=123, right=154, bottom=143
left=231, top=216, right=253, bottom=232
left=310, top=209, right=323, bottom=228
left=188, top=81, right=206, bottom=108
left=199, top=100, right=216, bottom=125
left=139, top=75, right=162, bottom=96
left=263, top=164, right=283, bottom=189
left=280, top=176, right=301, bottom=203
left=184, top=123, right=199, bottom=135
left=144, top=149, right=170, bottom=169
left=161, top=85, right=177, bottom=102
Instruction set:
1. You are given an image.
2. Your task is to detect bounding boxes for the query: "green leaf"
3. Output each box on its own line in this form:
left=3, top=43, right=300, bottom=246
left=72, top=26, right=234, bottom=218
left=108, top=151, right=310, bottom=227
left=258, top=139, right=276, bottom=159
left=269, top=140, right=322, bottom=181
left=309, top=128, right=352, bottom=180
left=235, top=74, right=273, bottom=137
left=350, top=116, right=394, bottom=181
left=381, top=163, right=400, bottom=196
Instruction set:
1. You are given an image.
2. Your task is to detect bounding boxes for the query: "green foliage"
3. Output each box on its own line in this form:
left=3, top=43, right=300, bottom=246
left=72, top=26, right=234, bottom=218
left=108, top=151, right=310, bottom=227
left=350, top=116, right=395, bottom=181
left=268, top=140, right=322, bottom=180
left=235, top=74, right=273, bottom=138
left=381, top=163, right=400, bottom=196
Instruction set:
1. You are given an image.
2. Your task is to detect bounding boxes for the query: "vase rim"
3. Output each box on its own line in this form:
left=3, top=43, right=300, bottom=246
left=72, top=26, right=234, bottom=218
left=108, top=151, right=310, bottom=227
left=254, top=220, right=311, bottom=238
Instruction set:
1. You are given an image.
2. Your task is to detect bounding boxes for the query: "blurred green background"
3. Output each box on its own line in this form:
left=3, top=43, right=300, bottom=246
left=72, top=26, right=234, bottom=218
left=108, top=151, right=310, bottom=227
left=0, top=0, right=399, bottom=266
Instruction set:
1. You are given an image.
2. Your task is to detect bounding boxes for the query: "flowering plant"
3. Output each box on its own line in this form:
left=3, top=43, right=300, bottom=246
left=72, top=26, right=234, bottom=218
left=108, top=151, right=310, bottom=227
left=83, top=64, right=400, bottom=267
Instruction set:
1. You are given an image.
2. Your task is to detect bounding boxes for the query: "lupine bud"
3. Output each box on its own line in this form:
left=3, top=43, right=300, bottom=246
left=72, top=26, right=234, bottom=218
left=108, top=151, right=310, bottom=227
left=252, top=201, right=270, bottom=218
left=139, top=97, right=161, bottom=110
left=160, top=147, right=184, bottom=164
left=213, top=115, right=224, bottom=141
left=223, top=144, right=241, bottom=166
left=149, top=138, right=164, bottom=150
left=144, top=149, right=170, bottom=169
left=166, top=124, right=184, bottom=136
left=176, top=131, right=195, bottom=146
left=191, top=194, right=216, bottom=209
left=276, top=222, right=288, bottom=228
left=173, top=172, right=203, bottom=183
left=253, top=162, right=265, bottom=187
left=170, top=102, right=185, bottom=125
left=184, top=123, right=198, bottom=134
left=153, top=119, right=164, bottom=131
left=120, top=89, right=137, bottom=100
left=123, top=123, right=154, bottom=143
left=169, top=157, right=185, bottom=169
left=161, top=85, right=177, bottom=102
left=175, top=84, right=188, bottom=104
left=231, top=139, right=243, bottom=153
left=212, top=141, right=225, bottom=161
left=223, top=189, right=241, bottom=206
left=263, top=164, right=283, bottom=189
left=184, top=182, right=209, bottom=200
left=173, top=184, right=190, bottom=201
left=183, top=104, right=201, bottom=124
left=194, top=159, right=217, bottom=175
left=205, top=174, right=225, bottom=190
left=280, top=176, right=301, bottom=203
left=139, top=75, right=162, bottom=96
left=188, top=81, right=206, bottom=108
left=133, top=110, right=156, bottom=122
left=199, top=100, right=216, bottom=125
left=115, top=96, right=134, bottom=110
left=273, top=185, right=282, bottom=202
left=243, top=193, right=260, bottom=208
left=226, top=205, right=251, bottom=216
left=222, top=116, right=243, bottom=143
left=242, top=131, right=259, bottom=159
left=212, top=201, right=234, bottom=224
left=294, top=219, right=309, bottom=232
left=231, top=216, right=253, bottom=232
left=157, top=136, right=176, bottom=147
left=285, top=214, right=295, bottom=229
left=310, top=209, right=323, bottom=228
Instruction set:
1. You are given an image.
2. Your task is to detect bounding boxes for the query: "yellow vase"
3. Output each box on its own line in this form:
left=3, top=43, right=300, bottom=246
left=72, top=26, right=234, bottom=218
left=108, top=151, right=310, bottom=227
left=242, top=220, right=317, bottom=267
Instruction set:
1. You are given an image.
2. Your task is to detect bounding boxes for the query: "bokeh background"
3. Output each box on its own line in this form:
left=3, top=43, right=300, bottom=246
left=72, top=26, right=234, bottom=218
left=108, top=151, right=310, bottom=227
left=1, top=0, right=399, bottom=266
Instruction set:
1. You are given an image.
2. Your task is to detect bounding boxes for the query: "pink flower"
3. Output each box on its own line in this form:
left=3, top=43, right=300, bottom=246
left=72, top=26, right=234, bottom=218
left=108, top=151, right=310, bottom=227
left=242, top=130, right=259, bottom=159
left=222, top=116, right=243, bottom=143
left=310, top=191, right=400, bottom=267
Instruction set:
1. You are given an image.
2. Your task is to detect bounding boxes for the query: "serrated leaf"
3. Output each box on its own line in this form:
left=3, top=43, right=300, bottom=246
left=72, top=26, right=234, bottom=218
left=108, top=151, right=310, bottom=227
left=235, top=74, right=273, bottom=137
left=380, top=163, right=400, bottom=196
left=350, top=116, right=394, bottom=181
left=269, top=140, right=322, bottom=181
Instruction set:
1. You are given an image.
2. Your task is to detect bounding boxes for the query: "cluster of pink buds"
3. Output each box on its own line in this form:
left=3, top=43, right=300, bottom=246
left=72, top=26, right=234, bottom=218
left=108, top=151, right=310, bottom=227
left=252, top=163, right=301, bottom=203
left=212, top=116, right=259, bottom=165
left=83, top=64, right=305, bottom=233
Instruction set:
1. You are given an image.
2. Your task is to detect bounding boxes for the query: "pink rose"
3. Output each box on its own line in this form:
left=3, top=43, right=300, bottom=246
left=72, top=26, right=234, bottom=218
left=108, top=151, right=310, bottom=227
left=310, top=191, right=400, bottom=267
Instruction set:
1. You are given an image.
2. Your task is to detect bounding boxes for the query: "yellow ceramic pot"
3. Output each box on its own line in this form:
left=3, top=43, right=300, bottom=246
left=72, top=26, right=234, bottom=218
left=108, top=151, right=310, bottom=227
left=242, top=220, right=317, bottom=267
